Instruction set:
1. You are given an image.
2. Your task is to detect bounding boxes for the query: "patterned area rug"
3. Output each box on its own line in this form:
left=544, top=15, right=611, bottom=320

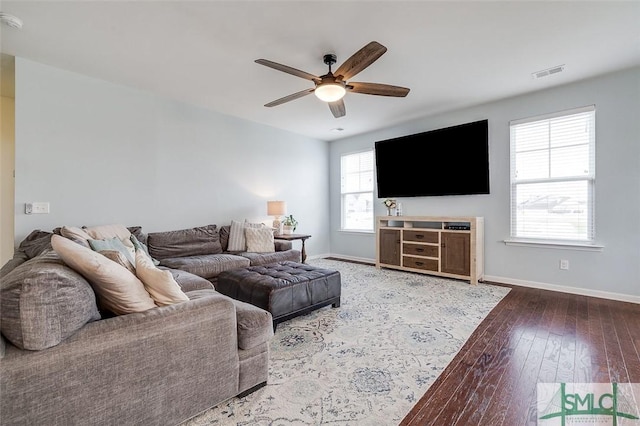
left=184, top=258, right=510, bottom=426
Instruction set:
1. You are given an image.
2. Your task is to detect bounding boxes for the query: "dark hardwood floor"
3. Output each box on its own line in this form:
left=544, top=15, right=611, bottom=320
left=399, top=282, right=640, bottom=426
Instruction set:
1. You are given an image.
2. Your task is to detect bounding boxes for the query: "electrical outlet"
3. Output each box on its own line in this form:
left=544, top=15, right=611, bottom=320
left=559, top=259, right=569, bottom=270
left=25, top=203, right=33, bottom=214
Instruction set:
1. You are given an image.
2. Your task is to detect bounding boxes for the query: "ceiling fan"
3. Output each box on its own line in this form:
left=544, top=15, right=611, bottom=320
left=255, top=41, right=410, bottom=118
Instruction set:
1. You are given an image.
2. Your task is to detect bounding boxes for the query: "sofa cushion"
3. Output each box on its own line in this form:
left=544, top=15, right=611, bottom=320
left=0, top=251, right=29, bottom=279
left=51, top=235, right=157, bottom=315
left=127, top=226, right=147, bottom=246
left=240, top=249, right=301, bottom=266
left=219, top=225, right=230, bottom=251
left=147, top=224, right=223, bottom=260
left=17, top=229, right=54, bottom=259
left=159, top=253, right=250, bottom=279
left=0, top=250, right=101, bottom=350
left=245, top=227, right=275, bottom=253
left=162, top=268, right=214, bottom=292
left=135, top=250, right=189, bottom=306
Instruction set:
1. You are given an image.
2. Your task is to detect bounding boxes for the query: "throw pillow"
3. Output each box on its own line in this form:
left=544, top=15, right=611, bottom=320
left=245, top=227, right=275, bottom=253
left=0, top=250, right=101, bottom=350
left=228, top=220, right=265, bottom=252
left=135, top=250, right=189, bottom=306
left=60, top=225, right=92, bottom=248
left=84, top=224, right=134, bottom=249
left=88, top=237, right=136, bottom=269
left=130, top=235, right=160, bottom=266
left=51, top=235, right=156, bottom=315
left=99, top=250, right=136, bottom=275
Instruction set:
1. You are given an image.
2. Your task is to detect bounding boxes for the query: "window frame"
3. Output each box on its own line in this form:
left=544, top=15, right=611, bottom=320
left=340, top=149, right=375, bottom=233
left=508, top=105, right=598, bottom=248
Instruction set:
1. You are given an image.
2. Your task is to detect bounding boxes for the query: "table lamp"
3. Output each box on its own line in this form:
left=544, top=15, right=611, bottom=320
left=267, top=200, right=287, bottom=235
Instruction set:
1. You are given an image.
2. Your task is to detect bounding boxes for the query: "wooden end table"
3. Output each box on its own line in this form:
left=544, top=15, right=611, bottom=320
left=274, top=233, right=311, bottom=263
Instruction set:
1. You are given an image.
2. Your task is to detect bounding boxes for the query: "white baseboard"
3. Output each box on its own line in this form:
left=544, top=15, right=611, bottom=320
left=321, top=254, right=638, bottom=304
left=484, top=274, right=640, bottom=304
left=314, top=254, right=375, bottom=264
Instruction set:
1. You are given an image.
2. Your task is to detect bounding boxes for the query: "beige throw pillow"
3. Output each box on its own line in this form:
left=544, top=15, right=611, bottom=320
left=245, top=227, right=275, bottom=253
left=228, top=220, right=265, bottom=252
left=51, top=235, right=156, bottom=315
left=135, top=250, right=189, bottom=306
left=60, top=226, right=92, bottom=248
left=84, top=224, right=134, bottom=249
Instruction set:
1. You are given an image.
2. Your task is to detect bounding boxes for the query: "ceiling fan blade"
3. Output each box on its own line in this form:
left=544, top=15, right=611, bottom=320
left=264, top=88, right=315, bottom=107
left=347, top=82, right=410, bottom=97
left=328, top=99, right=346, bottom=118
left=255, top=59, right=320, bottom=82
left=334, top=41, right=387, bottom=81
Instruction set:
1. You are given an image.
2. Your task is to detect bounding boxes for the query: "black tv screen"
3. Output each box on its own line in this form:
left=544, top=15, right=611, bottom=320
left=375, top=119, right=490, bottom=198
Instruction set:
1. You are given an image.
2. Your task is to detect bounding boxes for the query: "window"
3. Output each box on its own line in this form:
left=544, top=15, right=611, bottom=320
left=510, top=105, right=595, bottom=243
left=341, top=150, right=374, bottom=231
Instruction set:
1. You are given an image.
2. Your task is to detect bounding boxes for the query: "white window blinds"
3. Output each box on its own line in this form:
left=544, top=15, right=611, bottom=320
left=341, top=150, right=374, bottom=231
left=510, top=105, right=596, bottom=242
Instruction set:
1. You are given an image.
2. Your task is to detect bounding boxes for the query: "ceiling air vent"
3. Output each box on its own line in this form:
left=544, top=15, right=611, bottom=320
left=532, top=65, right=565, bottom=79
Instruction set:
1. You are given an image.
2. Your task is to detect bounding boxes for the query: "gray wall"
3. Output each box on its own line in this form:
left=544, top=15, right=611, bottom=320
left=330, top=67, right=640, bottom=299
left=14, top=57, right=330, bottom=257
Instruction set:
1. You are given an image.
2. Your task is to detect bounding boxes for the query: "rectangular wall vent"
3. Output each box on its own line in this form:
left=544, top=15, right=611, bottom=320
left=532, top=64, right=565, bottom=79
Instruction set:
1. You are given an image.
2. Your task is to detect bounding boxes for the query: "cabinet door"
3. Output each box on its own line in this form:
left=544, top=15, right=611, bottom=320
left=441, top=232, right=470, bottom=276
left=379, top=229, right=401, bottom=266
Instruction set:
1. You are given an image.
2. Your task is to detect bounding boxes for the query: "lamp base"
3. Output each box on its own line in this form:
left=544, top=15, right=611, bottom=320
left=272, top=218, right=283, bottom=235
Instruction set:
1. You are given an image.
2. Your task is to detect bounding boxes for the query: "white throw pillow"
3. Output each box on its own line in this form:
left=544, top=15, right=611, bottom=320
left=135, top=250, right=189, bottom=306
left=51, top=234, right=156, bottom=315
left=245, top=227, right=275, bottom=253
left=228, top=220, right=265, bottom=251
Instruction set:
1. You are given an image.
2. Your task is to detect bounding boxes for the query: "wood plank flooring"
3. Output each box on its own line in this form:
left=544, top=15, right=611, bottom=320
left=400, top=282, right=640, bottom=426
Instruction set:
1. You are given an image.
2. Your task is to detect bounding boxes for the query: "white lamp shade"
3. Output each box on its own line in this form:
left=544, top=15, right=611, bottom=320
left=267, top=200, right=287, bottom=216
left=314, top=83, right=346, bottom=103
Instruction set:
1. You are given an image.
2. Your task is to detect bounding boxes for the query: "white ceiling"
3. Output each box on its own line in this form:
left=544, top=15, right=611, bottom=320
left=1, top=1, right=639, bottom=141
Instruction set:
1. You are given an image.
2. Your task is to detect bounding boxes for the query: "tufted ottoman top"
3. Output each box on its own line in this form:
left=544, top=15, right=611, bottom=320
left=216, top=261, right=341, bottom=326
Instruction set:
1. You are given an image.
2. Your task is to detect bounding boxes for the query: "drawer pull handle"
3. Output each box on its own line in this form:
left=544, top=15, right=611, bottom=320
left=415, top=261, right=424, bottom=266
left=416, top=235, right=424, bottom=239
left=416, top=248, right=424, bottom=252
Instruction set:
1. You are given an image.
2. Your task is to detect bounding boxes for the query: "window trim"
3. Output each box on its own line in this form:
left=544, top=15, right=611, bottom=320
left=340, top=149, right=374, bottom=232
left=509, top=105, right=596, bottom=244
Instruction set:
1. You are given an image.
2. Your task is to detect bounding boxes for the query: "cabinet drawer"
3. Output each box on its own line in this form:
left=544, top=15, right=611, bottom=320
left=403, top=230, right=439, bottom=243
left=403, top=256, right=438, bottom=271
left=403, top=243, right=438, bottom=257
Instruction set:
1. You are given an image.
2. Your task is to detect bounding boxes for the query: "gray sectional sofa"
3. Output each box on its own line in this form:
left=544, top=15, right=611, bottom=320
left=0, top=223, right=301, bottom=425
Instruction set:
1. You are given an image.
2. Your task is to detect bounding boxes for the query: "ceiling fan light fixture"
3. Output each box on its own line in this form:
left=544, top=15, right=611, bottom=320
left=314, top=83, right=346, bottom=103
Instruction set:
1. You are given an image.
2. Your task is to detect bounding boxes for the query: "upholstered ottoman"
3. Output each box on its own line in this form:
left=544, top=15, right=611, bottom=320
left=216, top=261, right=341, bottom=329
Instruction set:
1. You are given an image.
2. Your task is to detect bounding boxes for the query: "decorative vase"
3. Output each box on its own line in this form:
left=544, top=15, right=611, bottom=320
left=386, top=207, right=392, bottom=216
left=283, top=225, right=293, bottom=235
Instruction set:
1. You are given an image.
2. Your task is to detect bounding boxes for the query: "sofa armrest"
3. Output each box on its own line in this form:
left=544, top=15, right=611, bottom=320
left=1, top=293, right=240, bottom=425
left=275, top=240, right=292, bottom=251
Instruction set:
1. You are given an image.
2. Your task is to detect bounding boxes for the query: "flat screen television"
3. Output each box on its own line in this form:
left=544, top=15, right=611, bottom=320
left=375, top=119, right=490, bottom=198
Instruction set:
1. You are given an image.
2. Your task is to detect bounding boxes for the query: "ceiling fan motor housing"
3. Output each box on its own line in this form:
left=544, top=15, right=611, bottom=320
left=323, top=54, right=337, bottom=67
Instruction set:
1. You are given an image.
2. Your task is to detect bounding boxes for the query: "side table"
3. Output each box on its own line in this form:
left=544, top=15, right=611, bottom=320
left=274, top=233, right=311, bottom=263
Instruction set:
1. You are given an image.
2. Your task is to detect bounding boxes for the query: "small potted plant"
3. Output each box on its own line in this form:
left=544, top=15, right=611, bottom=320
left=383, top=199, right=397, bottom=216
left=282, top=215, right=298, bottom=234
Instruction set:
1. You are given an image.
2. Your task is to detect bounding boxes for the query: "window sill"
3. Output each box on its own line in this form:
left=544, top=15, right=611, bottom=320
left=339, top=229, right=375, bottom=235
left=503, top=239, right=604, bottom=252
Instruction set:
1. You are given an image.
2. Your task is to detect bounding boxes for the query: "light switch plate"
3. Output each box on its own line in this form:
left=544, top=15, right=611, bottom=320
left=25, top=202, right=50, bottom=214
